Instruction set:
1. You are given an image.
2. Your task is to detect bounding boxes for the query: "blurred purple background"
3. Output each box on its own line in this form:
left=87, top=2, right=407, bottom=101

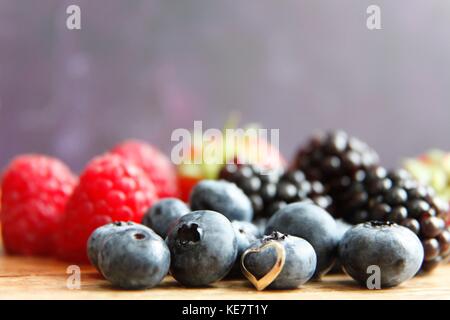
left=1, top=0, right=449, bottom=172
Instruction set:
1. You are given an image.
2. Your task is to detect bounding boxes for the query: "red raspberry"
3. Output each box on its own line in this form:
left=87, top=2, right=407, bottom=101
left=111, top=140, right=178, bottom=199
left=1, top=155, right=76, bottom=255
left=57, top=153, right=158, bottom=262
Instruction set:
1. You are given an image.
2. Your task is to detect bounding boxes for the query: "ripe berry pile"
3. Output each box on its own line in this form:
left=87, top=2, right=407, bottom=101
left=0, top=131, right=449, bottom=291
left=219, top=164, right=332, bottom=219
left=293, top=132, right=450, bottom=271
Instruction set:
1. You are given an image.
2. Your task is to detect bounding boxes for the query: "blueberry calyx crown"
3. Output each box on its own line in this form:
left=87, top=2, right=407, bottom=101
left=177, top=223, right=202, bottom=245
left=133, top=232, right=146, bottom=240
left=262, top=231, right=288, bottom=243
left=366, top=220, right=396, bottom=228
left=112, top=221, right=134, bottom=227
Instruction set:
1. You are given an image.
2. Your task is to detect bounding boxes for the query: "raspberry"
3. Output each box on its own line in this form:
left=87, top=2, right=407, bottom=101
left=56, top=153, right=158, bottom=262
left=1, top=155, right=76, bottom=255
left=111, top=140, right=178, bottom=199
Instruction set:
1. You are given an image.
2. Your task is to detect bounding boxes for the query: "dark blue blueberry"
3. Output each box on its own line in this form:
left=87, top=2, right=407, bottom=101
left=265, top=202, right=339, bottom=277
left=166, top=210, right=238, bottom=287
left=190, top=180, right=253, bottom=221
left=141, top=198, right=190, bottom=238
left=97, top=225, right=170, bottom=289
left=339, top=221, right=424, bottom=288
left=242, top=231, right=316, bottom=289
left=227, top=221, right=261, bottom=278
left=336, top=219, right=353, bottom=239
left=253, top=218, right=268, bottom=236
left=232, top=220, right=262, bottom=253
left=329, top=219, right=352, bottom=273
left=87, top=221, right=141, bottom=271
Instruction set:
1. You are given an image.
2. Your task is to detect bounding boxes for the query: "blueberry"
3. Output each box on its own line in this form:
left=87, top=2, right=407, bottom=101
left=335, top=219, right=353, bottom=239
left=190, top=180, right=253, bottom=221
left=265, top=202, right=339, bottom=277
left=166, top=210, right=238, bottom=286
left=97, top=225, right=170, bottom=289
left=339, top=221, right=424, bottom=288
left=232, top=220, right=262, bottom=254
left=87, top=221, right=142, bottom=271
left=242, top=231, right=316, bottom=289
left=227, top=221, right=261, bottom=278
left=141, top=198, right=190, bottom=238
left=253, top=218, right=268, bottom=237
left=329, top=219, right=353, bottom=273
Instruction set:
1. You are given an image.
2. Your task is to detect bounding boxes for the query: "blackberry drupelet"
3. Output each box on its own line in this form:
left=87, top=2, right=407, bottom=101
left=334, top=166, right=450, bottom=272
left=219, top=164, right=332, bottom=219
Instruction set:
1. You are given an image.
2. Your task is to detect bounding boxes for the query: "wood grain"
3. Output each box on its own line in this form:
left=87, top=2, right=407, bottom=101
left=0, top=245, right=449, bottom=300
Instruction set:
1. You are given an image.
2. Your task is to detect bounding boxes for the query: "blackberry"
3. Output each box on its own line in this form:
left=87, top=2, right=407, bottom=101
left=334, top=166, right=450, bottom=272
left=291, top=130, right=450, bottom=271
left=219, top=164, right=332, bottom=219
left=292, top=131, right=379, bottom=213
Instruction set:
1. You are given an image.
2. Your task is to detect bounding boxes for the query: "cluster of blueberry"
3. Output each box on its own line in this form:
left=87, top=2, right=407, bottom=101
left=88, top=180, right=426, bottom=290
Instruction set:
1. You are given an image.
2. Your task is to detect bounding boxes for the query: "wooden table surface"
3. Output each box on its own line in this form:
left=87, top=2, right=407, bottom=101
left=0, top=244, right=449, bottom=300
